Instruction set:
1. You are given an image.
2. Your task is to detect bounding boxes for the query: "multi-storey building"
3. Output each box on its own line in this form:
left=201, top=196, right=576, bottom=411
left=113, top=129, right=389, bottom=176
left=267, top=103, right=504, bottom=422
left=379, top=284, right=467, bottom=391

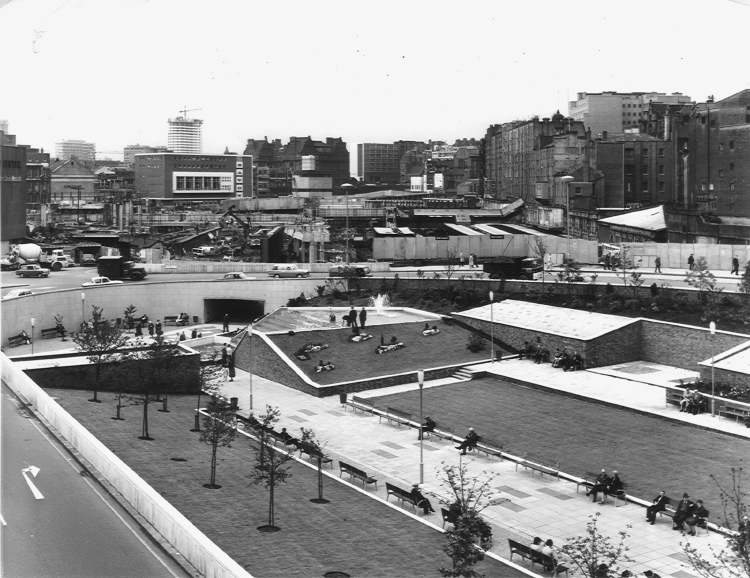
left=55, top=139, right=96, bottom=162
left=357, top=143, right=401, bottom=184
left=167, top=117, right=203, bottom=154
left=483, top=124, right=502, bottom=198
left=569, top=92, right=692, bottom=137
left=50, top=158, right=97, bottom=203
left=134, top=152, right=252, bottom=200
left=1, top=131, right=28, bottom=247
left=124, top=144, right=170, bottom=166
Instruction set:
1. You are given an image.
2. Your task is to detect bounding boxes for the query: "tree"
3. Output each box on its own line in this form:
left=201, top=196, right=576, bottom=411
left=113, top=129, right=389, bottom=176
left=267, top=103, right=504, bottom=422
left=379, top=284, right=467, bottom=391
left=559, top=512, right=632, bottom=578
left=191, top=358, right=223, bottom=432
left=72, top=305, right=131, bottom=403
left=439, top=462, right=497, bottom=577
left=122, top=304, right=138, bottom=329
left=444, top=249, right=460, bottom=280
left=129, top=335, right=183, bottom=440
left=251, top=405, right=293, bottom=532
left=683, top=465, right=749, bottom=578
left=299, top=427, right=329, bottom=504
left=199, top=396, right=237, bottom=489
left=629, top=270, right=645, bottom=300
left=533, top=237, right=548, bottom=286
left=685, top=257, right=723, bottom=320
left=739, top=261, right=750, bottom=299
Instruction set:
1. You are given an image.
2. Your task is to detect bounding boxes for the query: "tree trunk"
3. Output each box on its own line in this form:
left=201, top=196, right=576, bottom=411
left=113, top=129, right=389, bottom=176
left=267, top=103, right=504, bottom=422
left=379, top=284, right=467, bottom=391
left=268, top=468, right=275, bottom=527
left=209, top=443, right=218, bottom=486
left=140, top=394, right=151, bottom=439
left=191, top=393, right=201, bottom=431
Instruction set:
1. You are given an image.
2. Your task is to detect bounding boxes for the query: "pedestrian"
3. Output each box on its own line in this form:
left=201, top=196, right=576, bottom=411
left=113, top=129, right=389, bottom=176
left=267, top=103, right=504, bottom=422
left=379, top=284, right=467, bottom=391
left=147, top=322, right=154, bottom=337
left=688, top=254, right=695, bottom=271
left=604, top=253, right=611, bottom=271
left=155, top=320, right=163, bottom=336
left=227, top=350, right=236, bottom=382
left=468, top=253, right=475, bottom=268
left=191, top=328, right=198, bottom=339
left=222, top=313, right=230, bottom=333
left=731, top=256, right=740, bottom=275
left=359, top=307, right=367, bottom=329
left=349, top=306, right=358, bottom=328
left=179, top=331, right=186, bottom=341
left=135, top=321, right=143, bottom=337
left=654, top=256, right=661, bottom=274
left=459, top=252, right=465, bottom=266
left=221, top=344, right=229, bottom=367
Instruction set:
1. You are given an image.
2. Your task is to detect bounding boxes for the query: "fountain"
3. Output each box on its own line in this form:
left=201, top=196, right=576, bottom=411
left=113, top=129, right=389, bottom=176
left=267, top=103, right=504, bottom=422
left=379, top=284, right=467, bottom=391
left=368, top=293, right=392, bottom=316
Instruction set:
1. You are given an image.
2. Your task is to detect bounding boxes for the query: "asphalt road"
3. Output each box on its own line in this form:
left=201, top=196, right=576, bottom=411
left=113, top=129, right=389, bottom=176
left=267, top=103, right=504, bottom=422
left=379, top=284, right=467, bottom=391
left=0, top=383, right=188, bottom=578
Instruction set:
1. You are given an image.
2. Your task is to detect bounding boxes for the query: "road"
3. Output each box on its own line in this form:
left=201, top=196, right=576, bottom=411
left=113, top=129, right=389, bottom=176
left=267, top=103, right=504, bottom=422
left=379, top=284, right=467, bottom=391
left=0, top=383, right=189, bottom=578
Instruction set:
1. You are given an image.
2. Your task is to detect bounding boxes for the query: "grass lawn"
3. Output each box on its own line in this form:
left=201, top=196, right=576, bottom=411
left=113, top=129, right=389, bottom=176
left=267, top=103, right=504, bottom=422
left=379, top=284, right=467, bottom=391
left=46, top=389, right=522, bottom=578
left=369, top=377, right=750, bottom=507
left=268, top=320, right=500, bottom=384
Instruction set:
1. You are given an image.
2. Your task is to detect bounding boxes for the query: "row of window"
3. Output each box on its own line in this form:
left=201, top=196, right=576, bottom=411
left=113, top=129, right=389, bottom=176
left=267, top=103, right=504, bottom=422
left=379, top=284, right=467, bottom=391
left=175, top=176, right=233, bottom=191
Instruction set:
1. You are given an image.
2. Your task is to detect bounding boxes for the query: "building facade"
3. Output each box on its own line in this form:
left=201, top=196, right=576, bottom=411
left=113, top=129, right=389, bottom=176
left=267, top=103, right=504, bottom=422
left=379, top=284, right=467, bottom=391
left=569, top=92, right=692, bottom=137
left=357, top=143, right=401, bottom=184
left=55, top=139, right=96, bottom=162
left=134, top=153, right=252, bottom=200
left=124, top=144, right=170, bottom=166
left=1, top=131, right=28, bottom=246
left=167, top=117, right=203, bottom=154
left=50, top=158, right=97, bottom=204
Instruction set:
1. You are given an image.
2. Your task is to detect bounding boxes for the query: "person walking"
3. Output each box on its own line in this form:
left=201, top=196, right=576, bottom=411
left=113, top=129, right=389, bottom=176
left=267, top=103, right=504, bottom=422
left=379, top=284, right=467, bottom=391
left=222, top=313, right=230, bottom=333
left=227, top=350, right=236, bottom=382
left=654, top=256, right=662, bottom=274
left=349, top=306, right=358, bottom=328
left=688, top=254, right=695, bottom=271
left=359, top=307, right=367, bottom=329
left=147, top=321, right=154, bottom=337
left=731, top=256, right=740, bottom=275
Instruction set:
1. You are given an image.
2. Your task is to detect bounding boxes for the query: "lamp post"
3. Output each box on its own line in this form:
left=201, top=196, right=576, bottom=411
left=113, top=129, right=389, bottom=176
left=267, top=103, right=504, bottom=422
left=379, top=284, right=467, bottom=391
left=30, top=317, right=35, bottom=354
left=418, top=370, right=424, bottom=484
left=560, top=176, right=575, bottom=262
left=248, top=322, right=254, bottom=412
left=340, top=183, right=353, bottom=265
left=709, top=321, right=716, bottom=417
left=706, top=95, right=714, bottom=204
left=489, top=291, right=495, bottom=362
left=80, top=292, right=86, bottom=325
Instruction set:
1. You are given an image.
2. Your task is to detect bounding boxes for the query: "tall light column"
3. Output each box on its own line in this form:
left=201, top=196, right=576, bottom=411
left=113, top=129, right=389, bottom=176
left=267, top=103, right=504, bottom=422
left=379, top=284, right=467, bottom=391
left=709, top=321, right=716, bottom=417
left=489, top=291, right=495, bottom=361
left=418, top=370, right=424, bottom=484
left=30, top=317, right=35, bottom=354
left=248, top=322, right=254, bottom=412
left=560, top=176, right=575, bottom=262
left=81, top=292, right=86, bottom=325
left=341, top=183, right=353, bottom=265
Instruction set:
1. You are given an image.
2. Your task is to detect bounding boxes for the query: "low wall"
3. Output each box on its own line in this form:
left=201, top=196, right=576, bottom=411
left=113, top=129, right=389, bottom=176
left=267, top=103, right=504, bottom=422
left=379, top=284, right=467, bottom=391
left=146, top=261, right=390, bottom=275
left=0, top=352, right=251, bottom=578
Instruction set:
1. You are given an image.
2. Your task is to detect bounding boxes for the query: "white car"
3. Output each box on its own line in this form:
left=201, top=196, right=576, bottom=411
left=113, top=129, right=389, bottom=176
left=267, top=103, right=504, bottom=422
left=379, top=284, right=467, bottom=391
left=81, top=276, right=124, bottom=287
left=267, top=264, right=311, bottom=278
left=219, top=272, right=255, bottom=280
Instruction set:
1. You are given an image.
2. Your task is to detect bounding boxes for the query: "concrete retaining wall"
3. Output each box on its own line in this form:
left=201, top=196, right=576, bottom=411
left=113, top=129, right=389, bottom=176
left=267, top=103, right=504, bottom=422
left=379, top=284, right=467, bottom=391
left=626, top=242, right=750, bottom=272
left=146, top=261, right=390, bottom=275
left=0, top=351, right=251, bottom=578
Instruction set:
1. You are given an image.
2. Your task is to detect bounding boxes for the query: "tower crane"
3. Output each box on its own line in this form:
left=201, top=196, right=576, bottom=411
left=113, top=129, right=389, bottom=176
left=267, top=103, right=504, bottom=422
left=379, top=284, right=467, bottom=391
left=178, top=106, right=202, bottom=119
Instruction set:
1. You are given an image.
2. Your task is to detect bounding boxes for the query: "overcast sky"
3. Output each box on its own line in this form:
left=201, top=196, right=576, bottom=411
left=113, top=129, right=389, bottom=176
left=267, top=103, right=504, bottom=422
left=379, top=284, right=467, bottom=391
left=1, top=0, right=749, bottom=168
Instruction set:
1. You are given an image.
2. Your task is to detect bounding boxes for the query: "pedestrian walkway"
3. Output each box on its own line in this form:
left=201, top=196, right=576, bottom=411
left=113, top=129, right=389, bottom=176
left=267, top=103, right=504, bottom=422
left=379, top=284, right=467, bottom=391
left=219, top=361, right=736, bottom=577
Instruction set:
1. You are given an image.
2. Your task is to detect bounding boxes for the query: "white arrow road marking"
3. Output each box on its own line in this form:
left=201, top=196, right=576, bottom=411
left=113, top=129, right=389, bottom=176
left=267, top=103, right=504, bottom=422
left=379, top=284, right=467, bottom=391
left=0, top=512, right=6, bottom=526
left=21, top=466, right=44, bottom=500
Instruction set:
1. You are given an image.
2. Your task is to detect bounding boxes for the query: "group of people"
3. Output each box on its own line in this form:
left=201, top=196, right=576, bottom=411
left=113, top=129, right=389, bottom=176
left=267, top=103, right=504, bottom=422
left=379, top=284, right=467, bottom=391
left=220, top=344, right=236, bottom=382
left=551, top=348, right=584, bottom=372
left=678, top=389, right=707, bottom=415
left=585, top=469, right=624, bottom=504
left=645, top=491, right=708, bottom=535
left=519, top=339, right=583, bottom=370
left=458, top=252, right=479, bottom=268
left=529, top=537, right=560, bottom=570
left=375, top=336, right=404, bottom=354
left=314, top=360, right=335, bottom=373
left=421, top=323, right=440, bottom=336
left=175, top=312, right=190, bottom=326
left=135, top=319, right=163, bottom=338
left=343, top=307, right=367, bottom=329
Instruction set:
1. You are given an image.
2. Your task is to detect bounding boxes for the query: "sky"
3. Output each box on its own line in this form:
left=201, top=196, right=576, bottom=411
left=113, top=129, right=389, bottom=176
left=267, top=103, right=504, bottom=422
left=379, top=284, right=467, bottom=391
left=1, top=0, right=749, bottom=171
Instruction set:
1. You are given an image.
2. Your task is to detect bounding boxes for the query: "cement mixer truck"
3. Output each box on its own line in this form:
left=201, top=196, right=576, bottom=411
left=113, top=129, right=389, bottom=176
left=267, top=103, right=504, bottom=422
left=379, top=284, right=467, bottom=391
left=1, top=243, right=43, bottom=271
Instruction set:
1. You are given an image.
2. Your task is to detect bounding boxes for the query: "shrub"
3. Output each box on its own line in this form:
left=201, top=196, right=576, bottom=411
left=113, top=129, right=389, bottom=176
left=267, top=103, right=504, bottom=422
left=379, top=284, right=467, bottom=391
left=467, top=333, right=486, bottom=352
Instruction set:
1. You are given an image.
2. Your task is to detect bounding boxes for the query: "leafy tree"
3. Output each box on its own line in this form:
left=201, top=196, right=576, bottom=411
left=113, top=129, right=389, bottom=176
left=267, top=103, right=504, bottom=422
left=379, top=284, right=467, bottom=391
left=683, top=465, right=749, bottom=578
left=533, top=237, right=548, bottom=286
left=73, top=305, right=130, bottom=403
left=439, top=462, right=497, bottom=577
left=738, top=261, right=750, bottom=299
left=466, top=333, right=486, bottom=353
left=251, top=405, right=293, bottom=532
left=199, top=396, right=237, bottom=489
left=559, top=512, right=632, bottom=578
left=685, top=257, right=723, bottom=320
left=299, top=427, right=329, bottom=504
left=191, top=358, right=223, bottom=432
left=122, top=304, right=138, bottom=329
left=444, top=249, right=460, bottom=280
left=629, top=270, right=645, bottom=299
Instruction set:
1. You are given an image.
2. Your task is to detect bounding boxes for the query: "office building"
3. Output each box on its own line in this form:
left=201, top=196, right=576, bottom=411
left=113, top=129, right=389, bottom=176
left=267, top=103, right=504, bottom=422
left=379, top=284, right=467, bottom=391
left=569, top=92, right=692, bottom=137
left=55, top=139, right=96, bottom=162
left=134, top=152, right=252, bottom=200
left=167, top=117, right=203, bottom=154
left=1, top=131, right=28, bottom=247
left=124, top=144, right=170, bottom=166
left=357, top=143, right=401, bottom=184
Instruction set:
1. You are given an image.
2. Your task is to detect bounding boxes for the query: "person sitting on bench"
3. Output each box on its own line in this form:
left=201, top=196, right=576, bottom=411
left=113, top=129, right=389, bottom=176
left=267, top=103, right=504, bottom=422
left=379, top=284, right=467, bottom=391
left=606, top=470, right=624, bottom=500
left=586, top=469, right=612, bottom=503
left=16, top=330, right=32, bottom=345
left=519, top=341, right=532, bottom=359
left=646, top=490, right=668, bottom=524
left=683, top=499, right=708, bottom=536
left=422, top=325, right=440, bottom=336
left=551, top=349, right=564, bottom=368
left=410, top=484, right=435, bottom=515
left=278, top=427, right=300, bottom=448
left=455, top=427, right=480, bottom=455
left=418, top=416, right=436, bottom=440
left=673, top=493, right=695, bottom=531
left=565, top=351, right=583, bottom=371
left=679, top=389, right=692, bottom=412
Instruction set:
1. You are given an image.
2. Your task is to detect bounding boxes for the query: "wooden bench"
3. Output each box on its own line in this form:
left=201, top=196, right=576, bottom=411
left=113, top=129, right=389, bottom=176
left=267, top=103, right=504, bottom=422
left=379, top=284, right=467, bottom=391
left=347, top=395, right=377, bottom=414
left=379, top=406, right=413, bottom=427
left=514, top=453, right=560, bottom=479
left=339, top=460, right=377, bottom=490
left=298, top=442, right=333, bottom=469
left=40, top=326, right=65, bottom=339
left=508, top=539, right=568, bottom=575
left=656, top=497, right=676, bottom=521
left=7, top=333, right=30, bottom=348
left=474, top=438, right=504, bottom=459
left=163, top=315, right=181, bottom=326
left=385, top=482, right=418, bottom=511
left=718, top=405, right=750, bottom=423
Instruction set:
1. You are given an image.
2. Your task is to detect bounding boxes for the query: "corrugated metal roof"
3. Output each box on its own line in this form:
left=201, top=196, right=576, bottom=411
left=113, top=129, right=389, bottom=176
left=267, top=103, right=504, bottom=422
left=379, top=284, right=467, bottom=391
left=443, top=223, right=484, bottom=236
left=598, top=205, right=666, bottom=231
left=472, top=223, right=506, bottom=235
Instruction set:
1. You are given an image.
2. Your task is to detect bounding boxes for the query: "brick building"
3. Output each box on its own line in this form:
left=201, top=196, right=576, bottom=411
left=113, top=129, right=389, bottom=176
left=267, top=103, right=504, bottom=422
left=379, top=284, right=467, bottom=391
left=134, top=153, right=252, bottom=200
left=50, top=158, right=97, bottom=203
left=1, top=131, right=28, bottom=247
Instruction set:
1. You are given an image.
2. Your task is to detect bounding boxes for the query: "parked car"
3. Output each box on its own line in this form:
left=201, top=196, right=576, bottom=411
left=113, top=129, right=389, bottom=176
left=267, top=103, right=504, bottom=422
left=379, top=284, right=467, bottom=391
left=81, top=276, right=124, bottom=287
left=219, top=272, right=255, bottom=280
left=15, top=264, right=50, bottom=278
left=267, top=264, right=310, bottom=278
left=80, top=253, right=97, bottom=266
left=328, top=264, right=372, bottom=277
left=0, top=257, right=20, bottom=271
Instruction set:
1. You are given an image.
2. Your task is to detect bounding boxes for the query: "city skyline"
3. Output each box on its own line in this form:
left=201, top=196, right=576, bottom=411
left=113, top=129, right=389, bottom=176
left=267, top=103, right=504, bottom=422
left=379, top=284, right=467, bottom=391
left=1, top=0, right=749, bottom=169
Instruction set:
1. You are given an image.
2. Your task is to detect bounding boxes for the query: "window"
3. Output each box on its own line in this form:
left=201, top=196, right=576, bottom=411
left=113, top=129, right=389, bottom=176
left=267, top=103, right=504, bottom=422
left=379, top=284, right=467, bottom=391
left=659, top=165, right=664, bottom=175
left=658, top=148, right=664, bottom=158
left=730, top=162, right=735, bottom=171
left=719, top=169, right=724, bottom=178
left=730, top=140, right=735, bottom=150
left=659, top=182, right=665, bottom=193
left=176, top=176, right=185, bottom=190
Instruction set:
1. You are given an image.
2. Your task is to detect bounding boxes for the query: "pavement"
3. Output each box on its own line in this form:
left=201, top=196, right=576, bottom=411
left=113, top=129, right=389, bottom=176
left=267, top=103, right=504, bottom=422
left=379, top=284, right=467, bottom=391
left=219, top=358, right=746, bottom=578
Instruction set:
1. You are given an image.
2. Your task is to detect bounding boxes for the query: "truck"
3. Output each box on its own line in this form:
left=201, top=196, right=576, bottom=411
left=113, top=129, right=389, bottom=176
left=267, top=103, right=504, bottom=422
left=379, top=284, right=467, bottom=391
left=482, top=256, right=543, bottom=280
left=97, top=255, right=147, bottom=281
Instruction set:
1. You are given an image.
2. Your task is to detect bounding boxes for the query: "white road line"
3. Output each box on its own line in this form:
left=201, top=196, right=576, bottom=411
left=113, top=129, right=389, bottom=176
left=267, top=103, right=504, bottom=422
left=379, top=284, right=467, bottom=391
left=0, top=512, right=7, bottom=526
left=21, top=466, right=45, bottom=500
left=23, top=410, right=183, bottom=577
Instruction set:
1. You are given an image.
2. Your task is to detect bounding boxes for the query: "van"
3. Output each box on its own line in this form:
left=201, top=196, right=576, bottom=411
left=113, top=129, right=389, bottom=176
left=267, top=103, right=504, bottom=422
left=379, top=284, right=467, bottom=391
left=328, top=265, right=372, bottom=277
left=267, top=264, right=310, bottom=278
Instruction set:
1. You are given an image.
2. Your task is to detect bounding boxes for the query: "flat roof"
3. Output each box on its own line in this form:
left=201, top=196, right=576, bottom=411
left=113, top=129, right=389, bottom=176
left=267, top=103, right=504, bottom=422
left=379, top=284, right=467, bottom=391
left=599, top=205, right=666, bottom=231
left=455, top=299, right=638, bottom=340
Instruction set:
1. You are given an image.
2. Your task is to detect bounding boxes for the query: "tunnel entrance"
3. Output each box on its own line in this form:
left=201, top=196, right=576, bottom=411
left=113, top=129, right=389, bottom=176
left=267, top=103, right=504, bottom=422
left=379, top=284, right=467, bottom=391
left=203, top=299, right=265, bottom=324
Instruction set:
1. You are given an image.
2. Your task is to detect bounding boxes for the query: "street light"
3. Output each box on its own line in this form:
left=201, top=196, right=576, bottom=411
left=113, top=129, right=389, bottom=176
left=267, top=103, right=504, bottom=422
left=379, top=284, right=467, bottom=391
left=489, top=291, right=495, bottom=362
left=560, top=176, right=575, bottom=262
left=418, top=370, right=424, bottom=484
left=709, top=321, right=716, bottom=417
left=30, top=317, right=35, bottom=354
left=81, top=292, right=86, bottom=325
left=248, top=322, right=254, bottom=412
left=340, top=183, right=353, bottom=265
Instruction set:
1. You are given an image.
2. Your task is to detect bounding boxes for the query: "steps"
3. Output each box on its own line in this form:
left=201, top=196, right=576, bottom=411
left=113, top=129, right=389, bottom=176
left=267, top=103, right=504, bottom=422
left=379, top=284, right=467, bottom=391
left=453, top=367, right=474, bottom=381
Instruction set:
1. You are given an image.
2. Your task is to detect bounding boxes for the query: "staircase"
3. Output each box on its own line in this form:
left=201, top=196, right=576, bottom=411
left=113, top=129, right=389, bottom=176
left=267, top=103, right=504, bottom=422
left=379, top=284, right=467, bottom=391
left=453, top=367, right=474, bottom=381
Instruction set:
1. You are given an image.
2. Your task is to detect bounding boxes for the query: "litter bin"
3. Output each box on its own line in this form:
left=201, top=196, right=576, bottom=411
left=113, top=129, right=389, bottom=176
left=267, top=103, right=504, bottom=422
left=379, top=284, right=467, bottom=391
left=230, top=397, right=238, bottom=410
left=193, top=315, right=199, bottom=324
left=339, top=392, right=347, bottom=405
